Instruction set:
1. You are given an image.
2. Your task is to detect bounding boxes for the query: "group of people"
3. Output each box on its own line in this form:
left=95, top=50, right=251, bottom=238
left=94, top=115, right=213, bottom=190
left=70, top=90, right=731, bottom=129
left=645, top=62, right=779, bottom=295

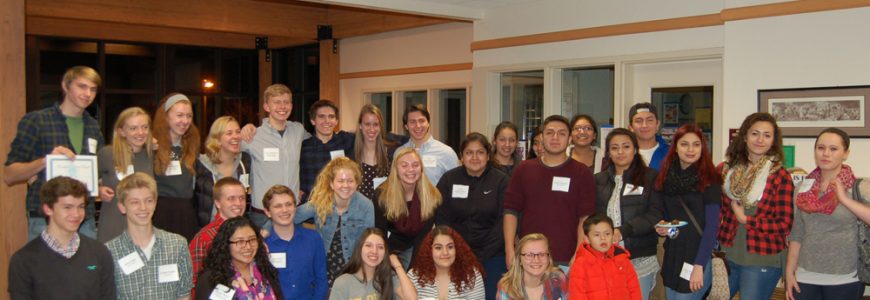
left=5, top=65, right=870, bottom=300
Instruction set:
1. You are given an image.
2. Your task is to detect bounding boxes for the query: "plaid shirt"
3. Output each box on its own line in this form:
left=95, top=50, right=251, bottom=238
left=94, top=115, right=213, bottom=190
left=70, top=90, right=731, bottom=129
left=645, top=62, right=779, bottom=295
left=189, top=214, right=224, bottom=285
left=298, top=130, right=355, bottom=203
left=106, top=229, right=194, bottom=300
left=41, top=229, right=80, bottom=258
left=718, top=166, right=794, bottom=255
left=5, top=104, right=103, bottom=215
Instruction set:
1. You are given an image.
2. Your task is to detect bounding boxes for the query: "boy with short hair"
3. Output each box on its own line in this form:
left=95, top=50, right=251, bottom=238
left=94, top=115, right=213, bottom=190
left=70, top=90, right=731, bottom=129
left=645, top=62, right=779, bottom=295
left=8, top=176, right=116, bottom=299
left=262, top=185, right=327, bottom=300
left=298, top=99, right=355, bottom=204
left=397, top=104, right=459, bottom=185
left=628, top=102, right=670, bottom=170
left=242, top=84, right=310, bottom=226
left=189, top=177, right=247, bottom=283
left=569, top=213, right=641, bottom=300
left=5, top=66, right=104, bottom=240
left=106, top=172, right=194, bottom=300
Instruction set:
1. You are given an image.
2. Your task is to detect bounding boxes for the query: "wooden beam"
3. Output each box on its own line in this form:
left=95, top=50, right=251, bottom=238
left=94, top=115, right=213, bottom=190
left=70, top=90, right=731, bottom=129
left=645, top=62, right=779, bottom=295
left=327, top=6, right=455, bottom=38
left=721, top=0, right=870, bottom=21
left=0, top=0, right=29, bottom=296
left=28, top=17, right=260, bottom=49
left=26, top=0, right=325, bottom=39
left=339, top=62, right=472, bottom=79
left=258, top=49, right=272, bottom=117
left=320, top=39, right=340, bottom=105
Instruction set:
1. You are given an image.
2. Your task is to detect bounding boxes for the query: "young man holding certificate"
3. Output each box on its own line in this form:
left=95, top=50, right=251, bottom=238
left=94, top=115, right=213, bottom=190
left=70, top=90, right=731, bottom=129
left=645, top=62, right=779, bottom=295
left=4, top=66, right=104, bottom=240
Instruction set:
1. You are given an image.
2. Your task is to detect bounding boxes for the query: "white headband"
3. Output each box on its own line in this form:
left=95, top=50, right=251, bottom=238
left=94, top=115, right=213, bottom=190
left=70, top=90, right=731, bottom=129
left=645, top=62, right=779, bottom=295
left=163, top=94, right=190, bottom=112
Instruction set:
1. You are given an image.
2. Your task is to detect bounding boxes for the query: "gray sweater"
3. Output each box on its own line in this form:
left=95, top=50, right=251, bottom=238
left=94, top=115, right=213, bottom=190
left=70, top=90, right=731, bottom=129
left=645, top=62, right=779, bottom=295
left=790, top=201, right=858, bottom=274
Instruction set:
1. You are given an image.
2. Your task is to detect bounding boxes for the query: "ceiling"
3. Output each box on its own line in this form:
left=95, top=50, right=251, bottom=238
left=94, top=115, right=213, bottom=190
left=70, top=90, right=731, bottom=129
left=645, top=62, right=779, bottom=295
left=25, top=0, right=483, bottom=49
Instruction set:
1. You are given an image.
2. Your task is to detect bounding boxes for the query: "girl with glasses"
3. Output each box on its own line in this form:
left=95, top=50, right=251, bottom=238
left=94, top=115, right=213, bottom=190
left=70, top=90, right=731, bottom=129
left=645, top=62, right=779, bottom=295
left=496, top=233, right=566, bottom=300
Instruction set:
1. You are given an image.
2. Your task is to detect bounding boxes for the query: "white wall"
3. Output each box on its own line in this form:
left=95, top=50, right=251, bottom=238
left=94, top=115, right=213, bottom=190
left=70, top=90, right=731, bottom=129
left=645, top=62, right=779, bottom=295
left=723, top=7, right=870, bottom=176
left=338, top=22, right=473, bottom=131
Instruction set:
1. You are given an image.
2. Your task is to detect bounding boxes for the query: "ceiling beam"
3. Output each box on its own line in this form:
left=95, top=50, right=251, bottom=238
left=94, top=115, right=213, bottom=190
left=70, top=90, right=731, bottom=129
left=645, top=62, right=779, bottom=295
left=327, top=7, right=456, bottom=38
left=302, top=0, right=483, bottom=21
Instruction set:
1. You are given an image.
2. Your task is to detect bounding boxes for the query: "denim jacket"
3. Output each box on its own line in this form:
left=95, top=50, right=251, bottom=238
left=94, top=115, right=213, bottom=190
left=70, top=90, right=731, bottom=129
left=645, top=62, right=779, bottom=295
left=294, top=191, right=374, bottom=262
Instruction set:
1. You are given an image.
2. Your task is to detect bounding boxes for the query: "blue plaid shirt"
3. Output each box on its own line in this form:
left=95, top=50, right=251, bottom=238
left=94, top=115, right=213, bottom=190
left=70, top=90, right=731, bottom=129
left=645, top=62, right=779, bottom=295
left=298, top=130, right=355, bottom=203
left=5, top=104, right=103, bottom=216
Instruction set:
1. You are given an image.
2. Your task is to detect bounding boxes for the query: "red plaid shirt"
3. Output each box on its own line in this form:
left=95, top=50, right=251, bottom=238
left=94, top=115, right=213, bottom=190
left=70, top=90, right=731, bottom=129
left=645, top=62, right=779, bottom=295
left=189, top=214, right=224, bottom=285
left=718, top=166, right=794, bottom=255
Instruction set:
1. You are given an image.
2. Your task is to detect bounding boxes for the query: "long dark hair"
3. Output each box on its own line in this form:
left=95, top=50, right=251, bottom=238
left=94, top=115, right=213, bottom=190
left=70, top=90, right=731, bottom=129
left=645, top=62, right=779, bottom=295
left=491, top=121, right=519, bottom=164
left=340, top=227, right=395, bottom=300
left=527, top=127, right=542, bottom=160
left=602, top=128, right=649, bottom=189
left=202, top=217, right=278, bottom=289
left=570, top=114, right=599, bottom=146
left=725, top=112, right=784, bottom=166
left=410, top=225, right=484, bottom=293
left=655, top=124, right=722, bottom=191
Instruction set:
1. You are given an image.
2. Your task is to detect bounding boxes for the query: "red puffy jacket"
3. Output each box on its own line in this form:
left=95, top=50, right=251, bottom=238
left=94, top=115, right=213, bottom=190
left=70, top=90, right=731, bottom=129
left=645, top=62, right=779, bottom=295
left=568, top=243, right=641, bottom=300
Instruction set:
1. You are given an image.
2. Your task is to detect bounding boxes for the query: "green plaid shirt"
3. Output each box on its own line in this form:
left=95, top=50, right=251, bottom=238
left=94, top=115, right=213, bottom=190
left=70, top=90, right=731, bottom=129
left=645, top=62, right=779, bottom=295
left=106, top=228, right=194, bottom=300
left=5, top=104, right=103, bottom=216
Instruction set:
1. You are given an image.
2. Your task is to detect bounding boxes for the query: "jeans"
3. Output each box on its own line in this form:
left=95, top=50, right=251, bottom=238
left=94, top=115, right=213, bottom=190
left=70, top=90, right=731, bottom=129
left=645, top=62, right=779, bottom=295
left=482, top=256, right=507, bottom=300
left=793, top=281, right=864, bottom=300
left=638, top=272, right=657, bottom=300
left=665, top=261, right=712, bottom=300
left=27, top=214, right=97, bottom=241
left=396, top=247, right=414, bottom=270
left=727, top=260, right=782, bottom=300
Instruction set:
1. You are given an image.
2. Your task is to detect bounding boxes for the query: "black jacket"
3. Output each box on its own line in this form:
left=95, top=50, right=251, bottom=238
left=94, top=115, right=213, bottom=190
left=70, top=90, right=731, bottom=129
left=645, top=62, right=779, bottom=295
left=435, top=164, right=510, bottom=261
left=194, top=152, right=252, bottom=227
left=594, top=165, right=661, bottom=258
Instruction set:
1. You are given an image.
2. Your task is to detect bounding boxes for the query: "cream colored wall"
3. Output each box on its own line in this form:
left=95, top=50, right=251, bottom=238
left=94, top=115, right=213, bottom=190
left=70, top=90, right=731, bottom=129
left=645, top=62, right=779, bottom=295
left=338, top=22, right=472, bottom=131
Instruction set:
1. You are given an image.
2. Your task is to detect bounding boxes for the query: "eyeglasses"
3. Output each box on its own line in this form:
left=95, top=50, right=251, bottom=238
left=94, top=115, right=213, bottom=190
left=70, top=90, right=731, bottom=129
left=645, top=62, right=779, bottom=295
left=573, top=126, right=594, bottom=132
left=520, top=252, right=549, bottom=260
left=230, top=237, right=258, bottom=248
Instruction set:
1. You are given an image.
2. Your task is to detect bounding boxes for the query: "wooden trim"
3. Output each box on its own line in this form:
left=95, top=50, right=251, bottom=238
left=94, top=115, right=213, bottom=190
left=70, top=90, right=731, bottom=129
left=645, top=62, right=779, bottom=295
left=471, top=0, right=870, bottom=51
left=721, top=0, right=870, bottom=21
left=339, top=62, right=472, bottom=79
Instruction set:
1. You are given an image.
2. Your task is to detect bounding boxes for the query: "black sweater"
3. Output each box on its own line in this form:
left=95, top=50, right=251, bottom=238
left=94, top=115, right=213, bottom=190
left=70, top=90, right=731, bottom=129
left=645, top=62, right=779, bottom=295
left=435, top=165, right=510, bottom=261
left=8, top=235, right=116, bottom=300
left=594, top=165, right=662, bottom=259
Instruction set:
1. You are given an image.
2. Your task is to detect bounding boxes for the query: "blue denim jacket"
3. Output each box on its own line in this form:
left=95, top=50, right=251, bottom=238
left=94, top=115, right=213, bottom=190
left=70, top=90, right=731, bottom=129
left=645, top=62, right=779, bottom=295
left=294, top=191, right=374, bottom=262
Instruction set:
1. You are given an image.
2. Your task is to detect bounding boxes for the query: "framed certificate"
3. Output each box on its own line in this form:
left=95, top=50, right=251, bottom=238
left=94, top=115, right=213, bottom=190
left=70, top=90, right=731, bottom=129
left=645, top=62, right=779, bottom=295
left=45, top=155, right=99, bottom=197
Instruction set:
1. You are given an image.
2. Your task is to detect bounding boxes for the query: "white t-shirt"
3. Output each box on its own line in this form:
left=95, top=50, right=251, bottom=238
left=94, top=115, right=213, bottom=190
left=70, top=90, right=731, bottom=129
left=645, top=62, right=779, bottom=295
left=639, top=142, right=659, bottom=166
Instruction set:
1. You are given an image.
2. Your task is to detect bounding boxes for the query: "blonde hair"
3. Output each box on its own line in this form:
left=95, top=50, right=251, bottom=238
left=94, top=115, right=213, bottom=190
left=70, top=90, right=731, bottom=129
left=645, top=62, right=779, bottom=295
left=376, top=148, right=441, bottom=221
left=353, top=104, right=395, bottom=176
left=112, top=107, right=154, bottom=174
left=116, top=172, right=158, bottom=205
left=204, top=116, right=239, bottom=164
left=308, top=157, right=362, bottom=226
left=498, top=233, right=559, bottom=299
left=263, top=84, right=292, bottom=103
left=62, top=66, right=101, bottom=89
left=152, top=93, right=200, bottom=175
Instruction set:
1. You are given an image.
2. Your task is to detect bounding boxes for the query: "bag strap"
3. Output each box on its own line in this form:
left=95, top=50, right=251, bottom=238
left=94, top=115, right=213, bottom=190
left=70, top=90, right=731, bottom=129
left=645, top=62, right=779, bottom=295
left=853, top=178, right=865, bottom=203
left=677, top=196, right=703, bottom=237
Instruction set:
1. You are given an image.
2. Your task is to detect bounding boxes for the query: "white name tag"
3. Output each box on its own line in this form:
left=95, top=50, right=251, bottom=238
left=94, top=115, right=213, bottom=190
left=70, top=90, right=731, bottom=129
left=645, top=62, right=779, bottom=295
left=118, top=252, right=145, bottom=275
left=372, top=177, right=387, bottom=189
left=88, top=138, right=98, bottom=154
left=264, top=148, right=280, bottom=162
left=270, top=252, right=287, bottom=269
left=422, top=155, right=437, bottom=168
left=551, top=176, right=570, bottom=192
left=798, top=178, right=815, bottom=193
left=239, top=173, right=250, bottom=188
left=623, top=184, right=644, bottom=196
left=329, top=150, right=345, bottom=160
left=452, top=184, right=469, bottom=198
left=158, top=264, right=180, bottom=283
left=209, top=284, right=236, bottom=300
left=165, top=160, right=183, bottom=176
left=116, top=164, right=135, bottom=181
left=680, top=262, right=694, bottom=281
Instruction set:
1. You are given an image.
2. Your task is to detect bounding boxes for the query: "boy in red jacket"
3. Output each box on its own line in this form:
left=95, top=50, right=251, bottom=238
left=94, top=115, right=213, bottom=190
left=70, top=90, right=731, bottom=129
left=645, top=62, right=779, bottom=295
left=569, top=213, right=641, bottom=300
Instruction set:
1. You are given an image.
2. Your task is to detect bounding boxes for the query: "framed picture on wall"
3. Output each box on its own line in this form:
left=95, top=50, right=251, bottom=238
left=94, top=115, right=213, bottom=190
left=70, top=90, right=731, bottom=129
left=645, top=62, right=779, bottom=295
left=663, top=102, right=679, bottom=125
left=759, top=85, right=870, bottom=137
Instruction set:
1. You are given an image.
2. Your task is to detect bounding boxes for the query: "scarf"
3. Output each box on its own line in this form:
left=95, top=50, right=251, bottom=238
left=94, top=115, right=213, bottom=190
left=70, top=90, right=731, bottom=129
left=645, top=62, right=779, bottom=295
left=724, top=156, right=779, bottom=208
left=663, top=159, right=700, bottom=195
left=231, top=262, right=277, bottom=300
left=795, top=164, right=855, bottom=215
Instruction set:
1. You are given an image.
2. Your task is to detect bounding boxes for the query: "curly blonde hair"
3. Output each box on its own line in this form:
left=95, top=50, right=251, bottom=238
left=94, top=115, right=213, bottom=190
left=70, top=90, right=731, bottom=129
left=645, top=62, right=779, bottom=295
left=307, top=157, right=362, bottom=226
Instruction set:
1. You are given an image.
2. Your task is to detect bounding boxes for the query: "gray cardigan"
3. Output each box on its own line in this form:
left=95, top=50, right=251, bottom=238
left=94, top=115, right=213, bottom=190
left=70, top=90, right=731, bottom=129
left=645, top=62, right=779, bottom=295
left=790, top=183, right=858, bottom=274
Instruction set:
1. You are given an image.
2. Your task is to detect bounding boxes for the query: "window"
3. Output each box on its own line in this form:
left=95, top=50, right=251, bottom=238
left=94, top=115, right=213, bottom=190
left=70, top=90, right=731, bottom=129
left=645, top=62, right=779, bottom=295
left=435, top=88, right=467, bottom=152
left=501, top=70, right=543, bottom=141
left=651, top=86, right=714, bottom=148
left=369, top=92, right=393, bottom=132
left=561, top=66, right=614, bottom=146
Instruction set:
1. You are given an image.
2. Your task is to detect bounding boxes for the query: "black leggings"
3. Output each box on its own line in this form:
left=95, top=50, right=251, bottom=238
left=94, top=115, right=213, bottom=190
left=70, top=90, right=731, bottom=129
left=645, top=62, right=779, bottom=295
left=793, top=281, right=864, bottom=300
